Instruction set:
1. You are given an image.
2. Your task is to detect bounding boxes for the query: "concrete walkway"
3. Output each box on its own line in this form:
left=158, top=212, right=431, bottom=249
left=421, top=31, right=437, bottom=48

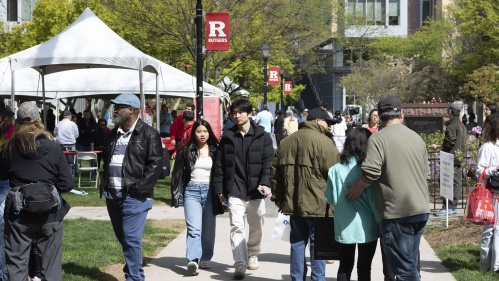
left=66, top=201, right=457, bottom=280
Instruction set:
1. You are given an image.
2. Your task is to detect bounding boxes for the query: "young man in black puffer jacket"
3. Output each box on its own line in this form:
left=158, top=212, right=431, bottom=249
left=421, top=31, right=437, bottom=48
left=213, top=100, right=274, bottom=279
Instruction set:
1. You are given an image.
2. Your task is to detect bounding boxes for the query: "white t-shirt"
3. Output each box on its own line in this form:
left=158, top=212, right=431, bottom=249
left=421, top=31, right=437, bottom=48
left=190, top=157, right=213, bottom=184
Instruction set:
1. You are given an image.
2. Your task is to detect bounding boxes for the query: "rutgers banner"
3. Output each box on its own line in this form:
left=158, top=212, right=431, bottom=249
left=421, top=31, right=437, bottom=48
left=284, top=81, right=292, bottom=94
left=268, top=67, right=280, bottom=85
left=206, top=13, right=229, bottom=51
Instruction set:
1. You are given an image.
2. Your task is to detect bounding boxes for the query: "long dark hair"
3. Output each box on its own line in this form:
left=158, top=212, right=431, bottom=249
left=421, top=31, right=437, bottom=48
left=483, top=113, right=499, bottom=143
left=487, top=103, right=499, bottom=115
left=180, top=119, right=219, bottom=161
left=340, top=127, right=372, bottom=165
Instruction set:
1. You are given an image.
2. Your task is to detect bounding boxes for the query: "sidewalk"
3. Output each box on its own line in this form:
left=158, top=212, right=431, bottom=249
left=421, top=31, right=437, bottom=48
left=143, top=211, right=456, bottom=280
left=65, top=205, right=185, bottom=220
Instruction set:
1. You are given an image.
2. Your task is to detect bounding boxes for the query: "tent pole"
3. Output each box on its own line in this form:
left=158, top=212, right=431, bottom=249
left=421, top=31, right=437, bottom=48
left=10, top=70, right=15, bottom=110
left=42, top=68, right=47, bottom=126
left=55, top=92, right=58, bottom=126
left=139, top=67, right=145, bottom=121
left=156, top=72, right=160, bottom=132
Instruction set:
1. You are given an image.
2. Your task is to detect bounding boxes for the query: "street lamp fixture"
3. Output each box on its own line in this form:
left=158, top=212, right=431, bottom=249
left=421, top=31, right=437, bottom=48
left=279, top=66, right=285, bottom=111
left=260, top=43, right=271, bottom=105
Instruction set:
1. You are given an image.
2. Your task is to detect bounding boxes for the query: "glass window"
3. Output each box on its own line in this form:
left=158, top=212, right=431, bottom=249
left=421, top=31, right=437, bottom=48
left=21, top=0, right=32, bottom=21
left=389, top=0, right=400, bottom=25
left=7, top=0, right=17, bottom=22
left=375, top=0, right=385, bottom=25
left=356, top=0, right=365, bottom=19
left=348, top=0, right=356, bottom=16
left=366, top=0, right=375, bottom=24
left=422, top=0, right=431, bottom=26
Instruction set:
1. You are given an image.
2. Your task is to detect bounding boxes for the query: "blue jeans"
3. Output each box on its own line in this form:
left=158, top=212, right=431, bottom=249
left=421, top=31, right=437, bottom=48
left=184, top=183, right=216, bottom=262
left=0, top=180, right=9, bottom=280
left=381, top=220, right=427, bottom=281
left=107, top=195, right=153, bottom=281
left=290, top=216, right=326, bottom=281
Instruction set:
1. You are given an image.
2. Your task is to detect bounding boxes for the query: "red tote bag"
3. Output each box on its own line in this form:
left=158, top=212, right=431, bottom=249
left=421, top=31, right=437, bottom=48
left=464, top=168, right=496, bottom=225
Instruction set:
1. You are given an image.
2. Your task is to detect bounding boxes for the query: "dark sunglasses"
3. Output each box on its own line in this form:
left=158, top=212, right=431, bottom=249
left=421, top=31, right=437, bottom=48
left=99, top=124, right=106, bottom=127
left=114, top=105, right=131, bottom=111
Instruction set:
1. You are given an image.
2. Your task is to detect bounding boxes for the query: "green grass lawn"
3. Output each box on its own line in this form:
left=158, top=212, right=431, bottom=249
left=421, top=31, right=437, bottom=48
left=62, top=159, right=172, bottom=207
left=61, top=218, right=180, bottom=280
left=433, top=243, right=499, bottom=281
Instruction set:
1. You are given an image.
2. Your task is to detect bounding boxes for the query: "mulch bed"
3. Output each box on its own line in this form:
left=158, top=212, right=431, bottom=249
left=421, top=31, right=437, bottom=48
left=424, top=220, right=482, bottom=247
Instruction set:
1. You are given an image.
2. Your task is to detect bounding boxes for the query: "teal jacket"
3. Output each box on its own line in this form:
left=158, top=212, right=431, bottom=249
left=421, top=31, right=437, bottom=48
left=325, top=157, right=381, bottom=244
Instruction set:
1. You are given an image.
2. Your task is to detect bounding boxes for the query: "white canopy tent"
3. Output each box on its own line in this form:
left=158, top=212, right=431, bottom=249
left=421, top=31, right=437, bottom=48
left=2, top=7, right=231, bottom=131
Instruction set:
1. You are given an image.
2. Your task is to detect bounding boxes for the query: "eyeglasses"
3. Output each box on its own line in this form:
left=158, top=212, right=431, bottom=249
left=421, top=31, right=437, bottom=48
left=99, top=124, right=106, bottom=127
left=114, top=105, right=131, bottom=112
left=485, top=108, right=491, bottom=111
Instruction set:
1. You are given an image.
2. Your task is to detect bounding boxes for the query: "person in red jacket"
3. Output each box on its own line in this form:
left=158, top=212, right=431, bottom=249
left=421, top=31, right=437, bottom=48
left=172, top=111, right=195, bottom=159
left=170, top=103, right=195, bottom=149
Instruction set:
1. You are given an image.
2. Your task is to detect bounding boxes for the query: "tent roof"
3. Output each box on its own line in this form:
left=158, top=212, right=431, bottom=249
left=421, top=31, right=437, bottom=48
left=0, top=58, right=230, bottom=101
left=7, top=8, right=158, bottom=74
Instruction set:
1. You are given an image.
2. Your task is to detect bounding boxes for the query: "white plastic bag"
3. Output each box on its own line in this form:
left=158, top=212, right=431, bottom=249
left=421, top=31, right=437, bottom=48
left=272, top=213, right=291, bottom=242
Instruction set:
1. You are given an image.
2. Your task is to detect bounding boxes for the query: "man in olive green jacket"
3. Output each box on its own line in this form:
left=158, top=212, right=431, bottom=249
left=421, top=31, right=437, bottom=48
left=270, top=108, right=339, bottom=281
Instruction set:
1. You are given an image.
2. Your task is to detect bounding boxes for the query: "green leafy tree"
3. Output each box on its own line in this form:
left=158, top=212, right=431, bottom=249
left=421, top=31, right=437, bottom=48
left=461, top=64, right=499, bottom=103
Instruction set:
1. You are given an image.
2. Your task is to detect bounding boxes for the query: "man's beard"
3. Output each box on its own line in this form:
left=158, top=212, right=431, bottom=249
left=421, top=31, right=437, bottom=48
left=112, top=112, right=129, bottom=125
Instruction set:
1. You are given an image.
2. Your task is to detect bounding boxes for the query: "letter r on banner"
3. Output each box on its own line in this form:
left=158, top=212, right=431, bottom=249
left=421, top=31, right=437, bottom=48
left=269, top=71, right=278, bottom=79
left=208, top=21, right=226, bottom=37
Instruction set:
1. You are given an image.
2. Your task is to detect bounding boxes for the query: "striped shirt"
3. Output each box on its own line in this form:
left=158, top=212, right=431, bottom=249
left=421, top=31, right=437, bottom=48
left=104, top=119, right=138, bottom=200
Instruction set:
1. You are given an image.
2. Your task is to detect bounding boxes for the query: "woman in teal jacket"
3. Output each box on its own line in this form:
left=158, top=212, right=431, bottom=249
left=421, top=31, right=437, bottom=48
left=325, top=127, right=381, bottom=281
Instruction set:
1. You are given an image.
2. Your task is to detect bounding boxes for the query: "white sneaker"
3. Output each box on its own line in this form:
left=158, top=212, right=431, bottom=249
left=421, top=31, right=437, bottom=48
left=248, top=255, right=259, bottom=270
left=187, top=260, right=199, bottom=276
left=199, top=260, right=211, bottom=269
left=234, top=264, right=246, bottom=279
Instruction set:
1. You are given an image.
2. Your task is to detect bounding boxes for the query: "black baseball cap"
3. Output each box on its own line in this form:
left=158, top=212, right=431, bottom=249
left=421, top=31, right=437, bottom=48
left=0, top=97, right=14, bottom=117
left=307, top=108, right=338, bottom=125
left=378, top=95, right=403, bottom=114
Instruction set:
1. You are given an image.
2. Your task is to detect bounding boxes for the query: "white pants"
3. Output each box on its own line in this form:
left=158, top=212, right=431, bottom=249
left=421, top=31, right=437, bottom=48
left=228, top=196, right=266, bottom=267
left=481, top=192, right=499, bottom=271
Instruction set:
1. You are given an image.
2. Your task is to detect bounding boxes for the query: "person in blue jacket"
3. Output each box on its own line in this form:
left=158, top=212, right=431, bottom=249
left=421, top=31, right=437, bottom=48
left=325, top=127, right=381, bottom=281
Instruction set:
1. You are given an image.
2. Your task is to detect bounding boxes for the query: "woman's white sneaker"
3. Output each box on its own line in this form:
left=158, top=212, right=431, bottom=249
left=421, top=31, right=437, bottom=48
left=199, top=260, right=211, bottom=269
left=248, top=256, right=259, bottom=270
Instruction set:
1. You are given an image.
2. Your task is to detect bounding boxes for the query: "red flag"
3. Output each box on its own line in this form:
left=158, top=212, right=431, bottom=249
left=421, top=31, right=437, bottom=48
left=284, top=81, right=292, bottom=94
left=268, top=67, right=279, bottom=85
left=206, top=13, right=229, bottom=51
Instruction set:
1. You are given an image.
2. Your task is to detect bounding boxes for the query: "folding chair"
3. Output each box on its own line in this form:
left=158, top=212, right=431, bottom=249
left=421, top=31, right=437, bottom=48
left=76, top=152, right=99, bottom=188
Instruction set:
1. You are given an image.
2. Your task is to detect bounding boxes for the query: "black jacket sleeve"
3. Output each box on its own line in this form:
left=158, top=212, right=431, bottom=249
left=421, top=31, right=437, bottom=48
left=55, top=145, right=74, bottom=193
left=259, top=132, right=274, bottom=187
left=133, top=129, right=163, bottom=195
left=171, top=149, right=185, bottom=207
left=0, top=150, right=10, bottom=181
left=213, top=140, right=225, bottom=195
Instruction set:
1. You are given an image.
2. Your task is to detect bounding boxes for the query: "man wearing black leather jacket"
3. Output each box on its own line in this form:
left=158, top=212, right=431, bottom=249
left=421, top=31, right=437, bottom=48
left=100, top=94, right=162, bottom=281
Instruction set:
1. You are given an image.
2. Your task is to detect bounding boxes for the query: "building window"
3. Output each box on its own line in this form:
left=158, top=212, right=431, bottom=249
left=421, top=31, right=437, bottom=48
left=421, top=0, right=432, bottom=26
left=348, top=0, right=399, bottom=26
left=7, top=0, right=17, bottom=22
left=388, top=0, right=399, bottom=25
left=21, top=0, right=34, bottom=21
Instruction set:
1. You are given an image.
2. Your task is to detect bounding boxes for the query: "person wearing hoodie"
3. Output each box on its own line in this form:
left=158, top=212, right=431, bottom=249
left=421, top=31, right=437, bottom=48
left=283, top=110, right=299, bottom=136
left=271, top=108, right=339, bottom=281
left=0, top=102, right=74, bottom=281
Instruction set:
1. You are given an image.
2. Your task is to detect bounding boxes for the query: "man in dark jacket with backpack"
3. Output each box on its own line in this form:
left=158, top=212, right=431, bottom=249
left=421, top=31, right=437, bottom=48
left=100, top=93, right=163, bottom=281
left=213, top=100, right=274, bottom=279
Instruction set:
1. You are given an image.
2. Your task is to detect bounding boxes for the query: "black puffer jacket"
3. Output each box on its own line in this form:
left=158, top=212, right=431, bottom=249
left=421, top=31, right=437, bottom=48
left=213, top=121, right=274, bottom=196
left=171, top=144, right=223, bottom=215
left=0, top=135, right=73, bottom=223
left=100, top=119, right=163, bottom=199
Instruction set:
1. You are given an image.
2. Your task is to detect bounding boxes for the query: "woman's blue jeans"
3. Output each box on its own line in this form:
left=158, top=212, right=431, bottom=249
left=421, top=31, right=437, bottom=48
left=0, top=180, right=10, bottom=280
left=184, top=183, right=216, bottom=262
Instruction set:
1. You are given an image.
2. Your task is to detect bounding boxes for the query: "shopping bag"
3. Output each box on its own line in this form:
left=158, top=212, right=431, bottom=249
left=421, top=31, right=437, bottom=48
left=272, top=213, right=291, bottom=242
left=464, top=168, right=495, bottom=225
left=314, top=204, right=340, bottom=260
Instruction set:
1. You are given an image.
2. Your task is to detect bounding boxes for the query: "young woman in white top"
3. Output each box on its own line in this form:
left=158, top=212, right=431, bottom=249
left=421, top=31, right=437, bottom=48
left=477, top=113, right=499, bottom=272
left=171, top=119, right=224, bottom=276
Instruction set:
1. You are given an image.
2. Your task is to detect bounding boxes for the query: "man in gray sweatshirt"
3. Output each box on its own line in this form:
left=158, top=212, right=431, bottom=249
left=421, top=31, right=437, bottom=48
left=346, top=95, right=430, bottom=281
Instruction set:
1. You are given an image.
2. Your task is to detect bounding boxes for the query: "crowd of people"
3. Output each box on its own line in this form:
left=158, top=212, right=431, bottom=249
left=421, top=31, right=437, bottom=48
left=1, top=90, right=498, bottom=281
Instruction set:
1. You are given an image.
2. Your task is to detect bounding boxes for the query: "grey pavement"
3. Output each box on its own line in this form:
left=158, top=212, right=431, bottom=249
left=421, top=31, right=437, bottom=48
left=65, top=198, right=457, bottom=280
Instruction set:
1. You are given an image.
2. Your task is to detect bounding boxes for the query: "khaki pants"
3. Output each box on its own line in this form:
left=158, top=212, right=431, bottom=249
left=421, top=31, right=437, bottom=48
left=228, top=197, right=265, bottom=267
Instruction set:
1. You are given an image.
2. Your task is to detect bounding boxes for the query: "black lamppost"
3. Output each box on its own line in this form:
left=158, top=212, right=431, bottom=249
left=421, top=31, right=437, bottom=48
left=260, top=43, right=271, bottom=105
left=279, top=66, right=284, bottom=111
left=195, top=0, right=203, bottom=119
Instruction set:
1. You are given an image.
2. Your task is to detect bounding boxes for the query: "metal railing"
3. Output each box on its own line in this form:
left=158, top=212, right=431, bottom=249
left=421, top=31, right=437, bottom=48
left=427, top=151, right=476, bottom=210
left=307, top=74, right=322, bottom=106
